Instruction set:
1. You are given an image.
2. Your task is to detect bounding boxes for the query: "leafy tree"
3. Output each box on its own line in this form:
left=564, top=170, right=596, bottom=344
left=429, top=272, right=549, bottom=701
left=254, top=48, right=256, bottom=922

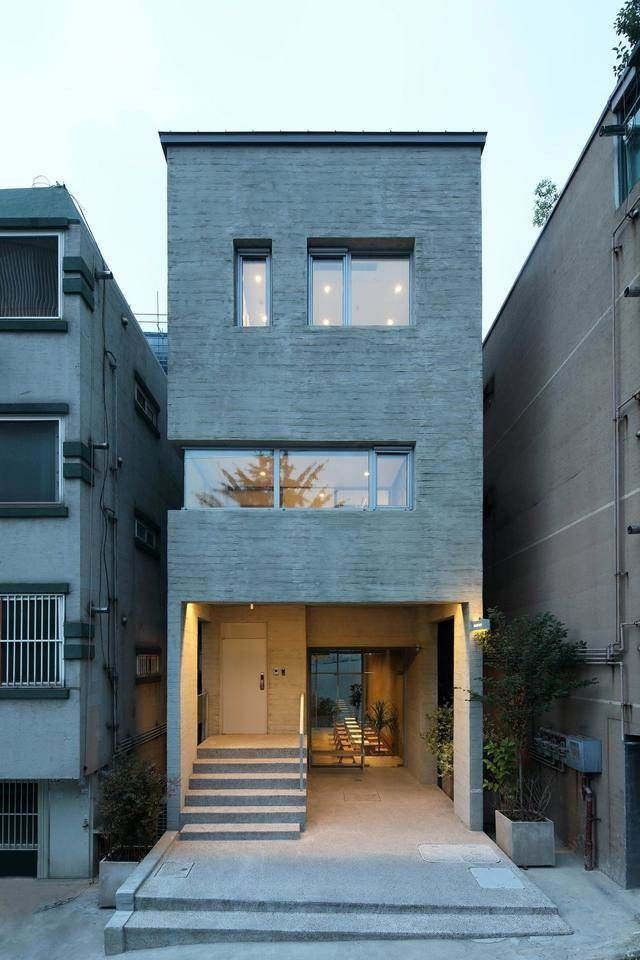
left=473, top=609, right=596, bottom=817
left=195, top=453, right=339, bottom=508
left=422, top=703, right=454, bottom=778
left=533, top=179, right=559, bottom=227
left=614, top=0, right=640, bottom=77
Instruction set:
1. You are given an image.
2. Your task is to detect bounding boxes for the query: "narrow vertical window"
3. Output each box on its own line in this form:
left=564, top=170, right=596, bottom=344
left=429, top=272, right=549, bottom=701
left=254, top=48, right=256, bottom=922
left=311, top=258, right=344, bottom=327
left=237, top=249, right=271, bottom=326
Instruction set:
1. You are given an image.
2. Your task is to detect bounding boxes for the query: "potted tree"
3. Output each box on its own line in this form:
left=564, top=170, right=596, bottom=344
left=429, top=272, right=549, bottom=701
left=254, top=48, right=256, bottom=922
left=366, top=700, right=397, bottom=754
left=474, top=609, right=595, bottom=867
left=97, top=756, right=166, bottom=907
left=422, top=703, right=454, bottom=799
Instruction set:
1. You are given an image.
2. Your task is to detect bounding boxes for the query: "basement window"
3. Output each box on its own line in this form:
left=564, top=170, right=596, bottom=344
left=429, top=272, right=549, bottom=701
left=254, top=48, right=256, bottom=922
left=0, top=234, right=61, bottom=318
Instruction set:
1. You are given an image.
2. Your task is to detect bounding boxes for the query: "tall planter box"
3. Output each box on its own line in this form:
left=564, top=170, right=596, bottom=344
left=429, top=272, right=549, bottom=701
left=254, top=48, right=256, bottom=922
left=99, top=858, right=139, bottom=908
left=495, top=810, right=555, bottom=867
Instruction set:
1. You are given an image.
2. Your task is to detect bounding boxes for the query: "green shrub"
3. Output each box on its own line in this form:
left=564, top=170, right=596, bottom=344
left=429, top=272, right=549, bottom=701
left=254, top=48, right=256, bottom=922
left=97, top=756, right=166, bottom=859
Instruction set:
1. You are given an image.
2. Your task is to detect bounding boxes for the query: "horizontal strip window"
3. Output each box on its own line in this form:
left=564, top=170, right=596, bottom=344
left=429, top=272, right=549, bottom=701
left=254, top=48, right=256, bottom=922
left=0, top=232, right=62, bottom=319
left=0, top=594, right=65, bottom=687
left=184, top=447, right=413, bottom=510
left=0, top=416, right=63, bottom=504
left=309, top=249, right=411, bottom=327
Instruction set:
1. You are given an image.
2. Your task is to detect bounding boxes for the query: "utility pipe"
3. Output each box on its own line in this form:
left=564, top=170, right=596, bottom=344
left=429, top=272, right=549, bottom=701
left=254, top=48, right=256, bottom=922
left=581, top=775, right=596, bottom=871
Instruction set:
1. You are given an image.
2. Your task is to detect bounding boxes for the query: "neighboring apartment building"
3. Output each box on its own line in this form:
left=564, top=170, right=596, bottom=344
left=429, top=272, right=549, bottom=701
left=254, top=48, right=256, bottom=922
left=0, top=186, right=181, bottom=878
left=160, top=130, right=486, bottom=835
left=483, top=54, right=640, bottom=886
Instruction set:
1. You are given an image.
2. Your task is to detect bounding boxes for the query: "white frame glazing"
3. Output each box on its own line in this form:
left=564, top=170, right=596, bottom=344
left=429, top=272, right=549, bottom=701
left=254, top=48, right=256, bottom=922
left=0, top=416, right=63, bottom=504
left=236, top=248, right=272, bottom=327
left=308, top=248, right=412, bottom=327
left=184, top=446, right=413, bottom=510
left=0, top=231, right=63, bottom=320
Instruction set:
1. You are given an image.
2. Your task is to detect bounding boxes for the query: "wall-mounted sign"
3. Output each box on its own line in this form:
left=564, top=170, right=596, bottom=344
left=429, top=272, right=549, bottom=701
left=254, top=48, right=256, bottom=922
left=470, top=618, right=490, bottom=633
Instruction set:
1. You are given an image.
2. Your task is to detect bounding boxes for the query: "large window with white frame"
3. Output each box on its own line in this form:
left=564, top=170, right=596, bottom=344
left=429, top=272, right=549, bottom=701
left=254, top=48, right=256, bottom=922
left=184, top=447, right=413, bottom=510
left=0, top=233, right=61, bottom=319
left=236, top=247, right=271, bottom=326
left=0, top=593, right=65, bottom=687
left=309, top=249, right=411, bottom=327
left=0, top=418, right=62, bottom=504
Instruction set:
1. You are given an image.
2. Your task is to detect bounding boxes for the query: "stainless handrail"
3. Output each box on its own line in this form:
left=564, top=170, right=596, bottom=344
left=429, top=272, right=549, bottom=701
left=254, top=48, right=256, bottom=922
left=299, top=691, right=305, bottom=790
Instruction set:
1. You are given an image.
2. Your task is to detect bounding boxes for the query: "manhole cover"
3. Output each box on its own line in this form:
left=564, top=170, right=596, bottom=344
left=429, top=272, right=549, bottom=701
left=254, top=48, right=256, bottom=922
left=469, top=867, right=524, bottom=889
left=154, top=861, right=194, bottom=878
left=342, top=790, right=381, bottom=802
left=417, top=844, right=501, bottom=864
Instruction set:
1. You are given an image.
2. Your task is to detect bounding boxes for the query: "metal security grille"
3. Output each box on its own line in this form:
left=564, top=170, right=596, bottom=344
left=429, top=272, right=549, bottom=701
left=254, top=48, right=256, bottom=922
left=0, top=782, right=38, bottom=850
left=0, top=595, right=65, bottom=687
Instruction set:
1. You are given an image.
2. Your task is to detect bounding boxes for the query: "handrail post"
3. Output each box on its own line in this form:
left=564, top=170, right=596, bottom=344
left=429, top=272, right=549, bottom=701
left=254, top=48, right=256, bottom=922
left=299, top=691, right=305, bottom=790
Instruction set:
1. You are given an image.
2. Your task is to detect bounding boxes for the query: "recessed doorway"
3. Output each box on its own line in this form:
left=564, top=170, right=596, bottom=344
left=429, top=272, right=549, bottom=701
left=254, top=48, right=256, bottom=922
left=221, top=623, right=268, bottom=734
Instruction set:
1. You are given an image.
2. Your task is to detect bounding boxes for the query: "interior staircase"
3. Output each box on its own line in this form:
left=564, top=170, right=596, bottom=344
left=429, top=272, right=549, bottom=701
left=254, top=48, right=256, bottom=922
left=179, top=740, right=307, bottom=841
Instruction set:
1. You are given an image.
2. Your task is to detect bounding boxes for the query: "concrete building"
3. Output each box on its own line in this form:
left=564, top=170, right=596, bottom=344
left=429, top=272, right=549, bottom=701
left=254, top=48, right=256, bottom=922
left=0, top=186, right=181, bottom=878
left=161, top=130, right=486, bottom=837
left=483, top=54, right=640, bottom=886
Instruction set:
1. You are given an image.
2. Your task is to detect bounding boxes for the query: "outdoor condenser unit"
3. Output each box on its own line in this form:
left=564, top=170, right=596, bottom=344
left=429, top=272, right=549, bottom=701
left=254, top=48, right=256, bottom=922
left=563, top=735, right=602, bottom=774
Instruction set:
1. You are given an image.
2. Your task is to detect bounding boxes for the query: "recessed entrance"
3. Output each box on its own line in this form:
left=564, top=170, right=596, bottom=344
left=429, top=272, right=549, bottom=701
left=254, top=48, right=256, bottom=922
left=309, top=648, right=405, bottom=768
left=221, top=623, right=267, bottom=734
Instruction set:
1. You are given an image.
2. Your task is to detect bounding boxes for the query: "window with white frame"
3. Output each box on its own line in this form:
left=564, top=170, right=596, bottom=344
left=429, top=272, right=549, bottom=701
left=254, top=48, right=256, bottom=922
left=236, top=248, right=271, bottom=326
left=0, top=594, right=65, bottom=687
left=0, top=418, right=61, bottom=503
left=0, top=234, right=61, bottom=318
left=184, top=447, right=413, bottom=510
left=309, top=249, right=411, bottom=327
left=136, top=652, right=161, bottom=678
left=134, top=379, right=159, bottom=431
left=134, top=513, right=159, bottom=552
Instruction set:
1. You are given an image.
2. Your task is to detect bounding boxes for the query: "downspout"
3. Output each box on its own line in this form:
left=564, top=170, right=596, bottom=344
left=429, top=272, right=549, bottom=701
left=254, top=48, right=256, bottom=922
left=581, top=774, right=596, bottom=871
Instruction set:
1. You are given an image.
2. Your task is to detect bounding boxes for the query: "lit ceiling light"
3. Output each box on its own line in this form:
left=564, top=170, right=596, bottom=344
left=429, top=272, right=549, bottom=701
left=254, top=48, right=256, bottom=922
left=261, top=314, right=268, bottom=323
left=386, top=318, right=395, bottom=326
left=322, top=318, right=331, bottom=326
left=394, top=283, right=403, bottom=294
left=254, top=274, right=263, bottom=284
left=364, top=471, right=370, bottom=477
left=259, top=470, right=267, bottom=477
left=323, top=284, right=332, bottom=294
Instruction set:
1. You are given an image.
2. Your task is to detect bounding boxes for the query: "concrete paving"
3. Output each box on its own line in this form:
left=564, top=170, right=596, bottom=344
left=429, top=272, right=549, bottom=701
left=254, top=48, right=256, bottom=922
left=1, top=851, right=640, bottom=959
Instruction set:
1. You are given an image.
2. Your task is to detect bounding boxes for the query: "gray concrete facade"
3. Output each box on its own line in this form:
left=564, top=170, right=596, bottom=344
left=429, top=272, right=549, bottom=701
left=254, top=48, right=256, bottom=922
left=483, top=58, right=640, bottom=886
left=162, top=133, right=486, bottom=832
left=0, top=186, right=181, bottom=878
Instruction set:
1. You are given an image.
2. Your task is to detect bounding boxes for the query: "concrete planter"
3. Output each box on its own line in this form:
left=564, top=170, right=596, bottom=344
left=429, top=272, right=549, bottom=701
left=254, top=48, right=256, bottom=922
left=99, top=858, right=139, bottom=908
left=495, top=810, right=555, bottom=867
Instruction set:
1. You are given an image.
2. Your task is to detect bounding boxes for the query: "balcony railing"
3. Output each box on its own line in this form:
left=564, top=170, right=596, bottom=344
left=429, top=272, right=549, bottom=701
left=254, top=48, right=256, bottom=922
left=0, top=594, right=65, bottom=687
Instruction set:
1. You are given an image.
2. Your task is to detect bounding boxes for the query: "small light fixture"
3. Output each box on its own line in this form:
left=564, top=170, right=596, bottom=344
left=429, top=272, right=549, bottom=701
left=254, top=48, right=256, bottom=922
left=322, top=318, right=331, bottom=326
left=254, top=274, right=263, bottom=284
left=261, top=314, right=268, bottom=323
left=394, top=284, right=403, bottom=294
left=364, top=471, right=370, bottom=477
left=323, top=284, right=332, bottom=294
left=259, top=470, right=266, bottom=477
left=386, top=318, right=395, bottom=326
left=250, top=602, right=255, bottom=610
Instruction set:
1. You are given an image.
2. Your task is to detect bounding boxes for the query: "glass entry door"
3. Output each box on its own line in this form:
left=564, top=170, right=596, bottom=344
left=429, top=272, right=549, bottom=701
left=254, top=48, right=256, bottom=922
left=309, top=651, right=364, bottom=768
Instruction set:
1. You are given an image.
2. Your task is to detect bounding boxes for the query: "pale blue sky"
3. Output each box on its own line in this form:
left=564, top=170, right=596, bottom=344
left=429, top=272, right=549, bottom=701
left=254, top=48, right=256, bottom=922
left=0, top=0, right=623, bottom=331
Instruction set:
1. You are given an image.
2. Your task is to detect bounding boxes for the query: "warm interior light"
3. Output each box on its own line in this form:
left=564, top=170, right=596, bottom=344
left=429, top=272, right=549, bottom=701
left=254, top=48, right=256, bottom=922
left=259, top=470, right=267, bottom=477
left=261, top=314, right=268, bottom=323
left=322, top=318, right=331, bottom=326
left=250, top=602, right=255, bottom=610
left=386, top=318, right=395, bottom=326
left=364, top=471, right=370, bottom=477
left=254, top=274, right=263, bottom=284
left=394, top=283, right=403, bottom=294
left=323, top=284, right=332, bottom=294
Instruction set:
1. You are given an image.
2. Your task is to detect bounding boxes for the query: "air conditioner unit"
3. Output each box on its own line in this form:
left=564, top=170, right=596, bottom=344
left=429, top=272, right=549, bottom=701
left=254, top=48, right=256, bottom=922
left=563, top=735, right=602, bottom=774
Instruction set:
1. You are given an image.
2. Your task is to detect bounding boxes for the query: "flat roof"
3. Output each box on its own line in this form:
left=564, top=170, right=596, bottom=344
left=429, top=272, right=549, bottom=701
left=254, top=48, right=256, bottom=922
left=159, top=130, right=486, bottom=156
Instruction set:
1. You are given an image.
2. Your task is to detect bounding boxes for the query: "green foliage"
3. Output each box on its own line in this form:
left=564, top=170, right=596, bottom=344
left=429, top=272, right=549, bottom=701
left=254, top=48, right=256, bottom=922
left=97, top=757, right=166, bottom=859
left=483, top=730, right=518, bottom=810
left=421, top=703, right=454, bottom=778
left=614, top=0, right=640, bottom=77
left=366, top=699, right=397, bottom=753
left=474, top=608, right=596, bottom=815
left=533, top=179, right=559, bottom=227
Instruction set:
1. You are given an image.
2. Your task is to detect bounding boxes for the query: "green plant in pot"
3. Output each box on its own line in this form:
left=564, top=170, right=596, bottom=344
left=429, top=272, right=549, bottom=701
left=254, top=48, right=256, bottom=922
left=97, top=756, right=166, bottom=907
left=366, top=699, right=396, bottom=754
left=473, top=608, right=596, bottom=866
left=422, top=703, right=454, bottom=797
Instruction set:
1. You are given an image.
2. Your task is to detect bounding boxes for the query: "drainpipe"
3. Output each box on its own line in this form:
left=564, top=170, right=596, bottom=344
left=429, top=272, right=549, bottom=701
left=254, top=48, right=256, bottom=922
left=581, top=775, right=596, bottom=871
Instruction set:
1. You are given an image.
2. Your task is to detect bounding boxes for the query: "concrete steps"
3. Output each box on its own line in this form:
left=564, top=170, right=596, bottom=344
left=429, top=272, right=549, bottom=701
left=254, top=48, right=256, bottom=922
left=180, top=743, right=307, bottom=841
left=115, top=906, right=571, bottom=949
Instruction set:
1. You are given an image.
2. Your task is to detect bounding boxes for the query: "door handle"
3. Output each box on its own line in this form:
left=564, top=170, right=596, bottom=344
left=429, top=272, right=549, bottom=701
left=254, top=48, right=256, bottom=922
left=259, top=672, right=265, bottom=691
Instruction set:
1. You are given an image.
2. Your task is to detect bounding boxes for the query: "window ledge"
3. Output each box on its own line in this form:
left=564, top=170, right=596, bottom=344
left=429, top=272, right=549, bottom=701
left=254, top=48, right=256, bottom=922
left=0, top=503, right=68, bottom=518
left=0, top=687, right=69, bottom=700
left=135, top=674, right=163, bottom=685
left=134, top=536, right=160, bottom=558
left=135, top=403, right=161, bottom=438
left=0, top=318, right=68, bottom=333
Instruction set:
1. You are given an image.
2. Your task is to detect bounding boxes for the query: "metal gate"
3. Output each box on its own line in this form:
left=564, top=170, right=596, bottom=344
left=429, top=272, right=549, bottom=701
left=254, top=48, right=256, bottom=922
left=0, top=781, right=38, bottom=876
